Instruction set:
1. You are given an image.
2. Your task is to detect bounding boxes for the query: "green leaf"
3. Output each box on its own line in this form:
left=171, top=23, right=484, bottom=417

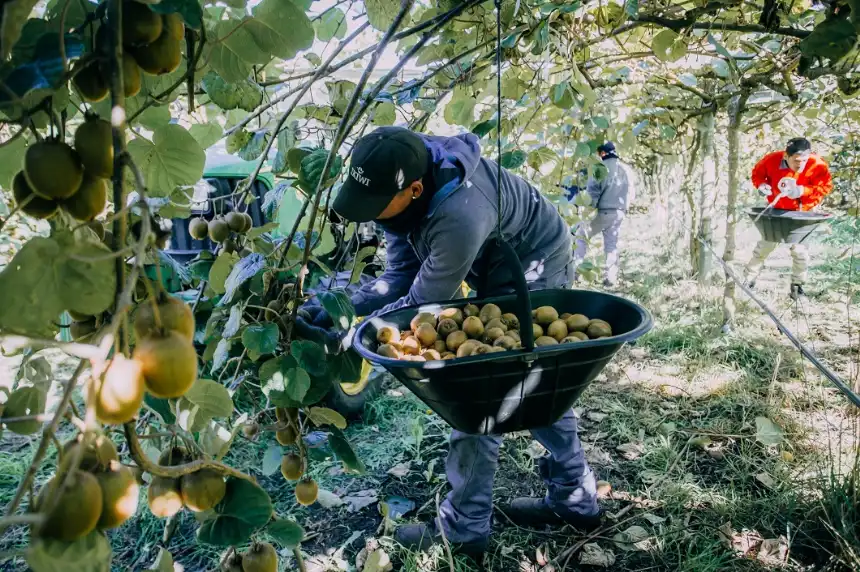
left=755, top=416, right=784, bottom=446
left=207, top=20, right=254, bottom=82
left=799, top=18, right=857, bottom=61
left=137, top=106, right=171, bottom=130
left=326, top=79, right=356, bottom=116
left=243, top=0, right=315, bottom=61
left=287, top=146, right=314, bottom=174
left=189, top=123, right=223, bottom=150
left=261, top=443, right=281, bottom=476
left=652, top=29, right=687, bottom=62
left=318, top=291, right=355, bottom=331
left=307, top=407, right=347, bottom=429
left=208, top=252, right=239, bottom=295
left=299, top=148, right=343, bottom=193
left=500, top=149, right=527, bottom=169
left=2, top=386, right=47, bottom=434
left=226, top=130, right=252, bottom=155
left=707, top=33, right=734, bottom=61
left=592, top=116, right=610, bottom=129
left=329, top=350, right=365, bottom=383
left=127, top=124, right=205, bottom=198
left=0, top=236, right=116, bottom=336
left=242, top=323, right=280, bottom=355
left=27, top=530, right=112, bottom=572
left=237, top=130, right=271, bottom=162
left=329, top=428, right=366, bottom=474
left=1, top=0, right=40, bottom=59
left=444, top=87, right=476, bottom=126
left=290, top=340, right=327, bottom=377
left=144, top=548, right=174, bottom=572
left=471, top=118, right=497, bottom=138
left=527, top=147, right=559, bottom=171
left=201, top=72, right=264, bottom=112
left=259, top=354, right=296, bottom=396
left=0, top=134, right=26, bottom=190
left=372, top=101, right=396, bottom=126
left=144, top=394, right=176, bottom=424
left=625, top=0, right=638, bottom=18
left=149, top=0, right=203, bottom=30
left=272, top=124, right=298, bottom=174
left=315, top=7, right=347, bottom=41
left=575, top=141, right=592, bottom=158
left=183, top=379, right=233, bottom=419
left=551, top=82, right=575, bottom=109
left=266, top=518, right=305, bottom=548
left=197, top=478, right=273, bottom=546
left=365, top=0, right=404, bottom=31
left=283, top=367, right=311, bottom=403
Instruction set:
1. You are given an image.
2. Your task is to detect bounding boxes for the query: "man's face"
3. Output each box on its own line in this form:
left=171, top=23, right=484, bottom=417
left=786, top=151, right=810, bottom=173
left=374, top=181, right=423, bottom=220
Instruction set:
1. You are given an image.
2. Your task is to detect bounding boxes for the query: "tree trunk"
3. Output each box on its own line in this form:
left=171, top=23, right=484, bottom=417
left=695, top=111, right=716, bottom=282
left=681, top=130, right=702, bottom=270
left=722, top=94, right=749, bottom=327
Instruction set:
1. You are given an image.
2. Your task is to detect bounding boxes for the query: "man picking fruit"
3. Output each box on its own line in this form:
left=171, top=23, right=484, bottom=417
left=296, top=126, right=601, bottom=558
left=744, top=137, right=833, bottom=299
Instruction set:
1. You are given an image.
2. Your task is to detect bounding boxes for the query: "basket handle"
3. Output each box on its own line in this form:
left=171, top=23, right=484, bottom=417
left=477, top=237, right=535, bottom=351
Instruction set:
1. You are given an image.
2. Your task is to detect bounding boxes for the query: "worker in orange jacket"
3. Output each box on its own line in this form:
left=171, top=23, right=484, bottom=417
left=744, top=138, right=833, bottom=299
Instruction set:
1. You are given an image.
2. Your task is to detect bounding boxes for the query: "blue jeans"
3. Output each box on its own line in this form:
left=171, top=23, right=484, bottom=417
left=438, top=262, right=598, bottom=543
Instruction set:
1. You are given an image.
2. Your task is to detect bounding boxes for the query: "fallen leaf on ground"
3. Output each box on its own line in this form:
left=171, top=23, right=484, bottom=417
left=616, top=442, right=645, bottom=460
left=641, top=512, right=666, bottom=525
left=586, top=446, right=613, bottom=466
left=755, top=472, right=777, bottom=489
left=596, top=480, right=612, bottom=497
left=316, top=488, right=344, bottom=509
left=363, top=549, right=393, bottom=572
left=756, top=536, right=788, bottom=565
left=386, top=461, right=410, bottom=478
left=755, top=416, right=784, bottom=446
left=525, top=440, right=547, bottom=459
left=344, top=489, right=379, bottom=512
left=612, top=525, right=652, bottom=552
left=579, top=543, right=616, bottom=567
left=587, top=411, right=607, bottom=422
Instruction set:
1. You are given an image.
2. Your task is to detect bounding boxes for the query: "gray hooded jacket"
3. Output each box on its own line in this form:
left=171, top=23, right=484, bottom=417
left=586, top=156, right=634, bottom=211
left=349, top=133, right=572, bottom=317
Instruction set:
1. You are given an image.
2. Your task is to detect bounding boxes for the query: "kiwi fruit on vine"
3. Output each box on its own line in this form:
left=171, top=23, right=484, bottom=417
left=133, top=331, right=198, bottom=398
left=587, top=320, right=612, bottom=338
left=122, top=1, right=163, bottom=45
left=547, top=319, right=568, bottom=342
left=222, top=238, right=238, bottom=254
left=410, top=312, right=436, bottom=331
left=280, top=453, right=304, bottom=481
left=74, top=117, right=113, bottom=178
left=225, top=212, right=245, bottom=232
left=133, top=294, right=195, bottom=341
left=446, top=330, right=468, bottom=351
left=37, top=471, right=103, bottom=541
left=122, top=53, right=142, bottom=97
left=376, top=325, right=399, bottom=344
left=501, top=313, right=519, bottom=330
left=131, top=19, right=182, bottom=75
left=535, top=306, right=559, bottom=326
left=72, top=61, right=109, bottom=102
left=95, top=461, right=140, bottom=529
left=147, top=476, right=183, bottom=518
left=61, top=434, right=118, bottom=473
left=242, top=542, right=278, bottom=572
left=456, top=339, right=481, bottom=358
left=437, top=318, right=458, bottom=338
left=208, top=218, right=230, bottom=243
left=241, top=212, right=254, bottom=232
left=479, top=303, right=502, bottom=324
left=439, top=307, right=464, bottom=326
left=63, top=172, right=107, bottom=221
left=159, top=446, right=191, bottom=467
left=535, top=336, right=559, bottom=346
left=179, top=469, right=226, bottom=512
left=276, top=426, right=298, bottom=445
left=24, top=140, right=83, bottom=200
left=163, top=12, right=186, bottom=41
left=415, top=323, right=438, bottom=347
left=295, top=478, right=319, bottom=506
left=87, top=220, right=106, bottom=240
left=462, top=316, right=484, bottom=339
left=94, top=354, right=145, bottom=424
left=189, top=217, right=209, bottom=240
left=376, top=343, right=400, bottom=359
left=243, top=421, right=260, bottom=439
left=70, top=319, right=97, bottom=341
left=264, top=300, right=283, bottom=322
left=12, top=171, right=58, bottom=219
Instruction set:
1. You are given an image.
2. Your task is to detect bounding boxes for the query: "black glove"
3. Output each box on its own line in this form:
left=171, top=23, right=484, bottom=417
left=293, top=315, right=343, bottom=352
left=302, top=303, right=334, bottom=328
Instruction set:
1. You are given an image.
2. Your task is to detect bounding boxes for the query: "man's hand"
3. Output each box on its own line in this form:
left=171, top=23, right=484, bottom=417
left=757, top=183, right=772, bottom=197
left=293, top=314, right=344, bottom=353
left=778, top=177, right=804, bottom=199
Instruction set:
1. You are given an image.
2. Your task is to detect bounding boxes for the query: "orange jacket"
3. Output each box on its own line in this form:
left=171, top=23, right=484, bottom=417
left=751, top=151, right=833, bottom=211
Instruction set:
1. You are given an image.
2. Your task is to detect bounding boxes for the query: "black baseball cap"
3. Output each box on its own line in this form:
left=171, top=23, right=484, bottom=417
left=332, top=127, right=430, bottom=223
left=597, top=141, right=616, bottom=154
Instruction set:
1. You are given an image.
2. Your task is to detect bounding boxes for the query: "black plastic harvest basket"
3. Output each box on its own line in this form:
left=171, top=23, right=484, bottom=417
left=746, top=208, right=832, bottom=244
left=353, top=240, right=652, bottom=435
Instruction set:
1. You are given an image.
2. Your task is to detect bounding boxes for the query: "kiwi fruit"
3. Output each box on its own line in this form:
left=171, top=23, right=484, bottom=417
left=240, top=212, right=254, bottom=232
left=433, top=340, right=448, bottom=353
left=472, top=344, right=494, bottom=355
left=508, top=330, right=521, bottom=342
left=133, top=295, right=195, bottom=341
left=463, top=303, right=480, bottom=317
left=147, top=477, right=183, bottom=518
left=532, top=323, right=544, bottom=338
left=446, top=330, right=468, bottom=351
left=439, top=307, right=464, bottom=326
left=180, top=469, right=226, bottom=512
left=436, top=318, right=459, bottom=338
left=295, top=478, right=319, bottom=506
left=561, top=336, right=582, bottom=344
left=242, top=542, right=278, bottom=572
left=243, top=421, right=260, bottom=438
left=208, top=219, right=230, bottom=243
left=547, top=319, right=568, bottom=341
left=37, top=471, right=103, bottom=541
left=560, top=313, right=572, bottom=320
left=225, top=212, right=245, bottom=232
left=485, top=318, right=507, bottom=332
left=163, top=12, right=186, bottom=41
left=189, top=217, right=208, bottom=239
left=462, top=316, right=484, bottom=339
left=484, top=327, right=505, bottom=343
left=493, top=335, right=517, bottom=350
left=422, top=349, right=442, bottom=361
left=122, top=53, right=142, bottom=97
left=571, top=331, right=589, bottom=341
left=280, top=453, right=304, bottom=481
left=61, top=434, right=118, bottom=473
left=95, top=461, right=140, bottom=529
left=131, top=25, right=182, bottom=75
left=501, top=313, right=519, bottom=330
left=276, top=426, right=298, bottom=446
left=376, top=343, right=400, bottom=358
left=25, top=140, right=83, bottom=200
left=566, top=314, right=589, bottom=333
left=401, top=336, right=421, bottom=355
left=74, top=117, right=113, bottom=178
left=133, top=331, right=198, bottom=398
left=375, top=325, right=399, bottom=344
left=479, top=303, right=502, bottom=324
left=534, top=306, right=559, bottom=326
left=13, top=171, right=58, bottom=219
left=63, top=172, right=107, bottom=221
left=410, top=312, right=437, bottom=331
left=535, top=336, right=559, bottom=346
left=122, top=0, right=163, bottom=45
left=456, top=339, right=481, bottom=358
left=415, top=323, right=438, bottom=347
left=222, top=238, right=238, bottom=254
left=87, top=220, right=106, bottom=240
left=402, top=355, right=426, bottom=362
left=441, top=352, right=456, bottom=360
left=94, top=354, right=144, bottom=425
left=264, top=300, right=283, bottom=322
left=159, top=446, right=191, bottom=467
left=587, top=320, right=612, bottom=338
left=72, top=60, right=109, bottom=102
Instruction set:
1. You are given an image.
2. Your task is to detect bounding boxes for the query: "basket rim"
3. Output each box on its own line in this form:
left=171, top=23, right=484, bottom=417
left=744, top=208, right=833, bottom=221
left=352, top=288, right=653, bottom=370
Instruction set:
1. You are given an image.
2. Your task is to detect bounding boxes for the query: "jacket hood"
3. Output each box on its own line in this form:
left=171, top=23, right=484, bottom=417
left=417, top=133, right=482, bottom=216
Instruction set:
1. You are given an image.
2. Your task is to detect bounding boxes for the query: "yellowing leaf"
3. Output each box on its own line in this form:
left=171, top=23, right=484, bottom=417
left=307, top=407, right=347, bottom=429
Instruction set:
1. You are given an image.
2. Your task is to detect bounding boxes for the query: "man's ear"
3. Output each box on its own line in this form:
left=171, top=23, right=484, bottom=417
left=409, top=180, right=424, bottom=199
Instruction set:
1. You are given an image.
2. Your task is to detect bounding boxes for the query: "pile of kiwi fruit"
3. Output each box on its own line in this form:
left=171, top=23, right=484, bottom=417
left=221, top=542, right=279, bottom=572
left=189, top=211, right=255, bottom=257
left=12, top=114, right=112, bottom=223
left=146, top=446, right=226, bottom=518
left=73, top=1, right=185, bottom=103
left=33, top=435, right=139, bottom=542
left=374, top=303, right=613, bottom=361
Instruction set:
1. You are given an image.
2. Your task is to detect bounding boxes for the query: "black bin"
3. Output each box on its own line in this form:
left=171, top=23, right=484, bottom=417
left=747, top=208, right=832, bottom=244
left=353, top=288, right=652, bottom=435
